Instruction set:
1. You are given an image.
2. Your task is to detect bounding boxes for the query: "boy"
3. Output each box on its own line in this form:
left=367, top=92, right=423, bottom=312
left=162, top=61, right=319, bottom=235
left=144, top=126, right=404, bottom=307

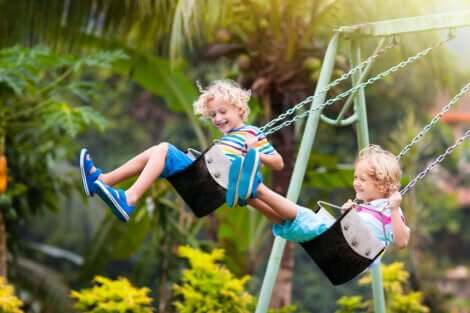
left=80, top=79, right=284, bottom=221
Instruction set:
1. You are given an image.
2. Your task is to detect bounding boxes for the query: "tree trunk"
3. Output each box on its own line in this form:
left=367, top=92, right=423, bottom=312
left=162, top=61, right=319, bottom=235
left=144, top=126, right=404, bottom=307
left=0, top=206, right=6, bottom=278
left=0, top=135, right=6, bottom=278
left=268, top=90, right=297, bottom=309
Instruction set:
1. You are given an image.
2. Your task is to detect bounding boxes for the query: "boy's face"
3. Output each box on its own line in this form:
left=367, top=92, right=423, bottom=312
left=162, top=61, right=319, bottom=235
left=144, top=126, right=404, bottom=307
left=206, top=97, right=244, bottom=134
left=353, top=160, right=387, bottom=202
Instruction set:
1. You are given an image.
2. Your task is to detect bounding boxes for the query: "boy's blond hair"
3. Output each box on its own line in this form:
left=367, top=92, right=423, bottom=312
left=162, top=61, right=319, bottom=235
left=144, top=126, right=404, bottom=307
left=356, top=145, right=401, bottom=196
left=193, top=80, right=251, bottom=121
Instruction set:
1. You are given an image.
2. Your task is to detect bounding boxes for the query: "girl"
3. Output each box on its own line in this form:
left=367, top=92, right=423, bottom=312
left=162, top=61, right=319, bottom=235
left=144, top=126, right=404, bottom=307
left=244, top=144, right=410, bottom=248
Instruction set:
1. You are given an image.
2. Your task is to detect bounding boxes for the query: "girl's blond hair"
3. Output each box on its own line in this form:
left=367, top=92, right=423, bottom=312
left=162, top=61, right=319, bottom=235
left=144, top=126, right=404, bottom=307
left=356, top=145, right=401, bottom=196
left=193, top=80, right=251, bottom=121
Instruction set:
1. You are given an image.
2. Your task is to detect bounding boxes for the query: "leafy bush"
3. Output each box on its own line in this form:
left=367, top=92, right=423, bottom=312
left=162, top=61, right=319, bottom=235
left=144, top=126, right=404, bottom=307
left=335, top=262, right=429, bottom=313
left=173, top=245, right=299, bottom=313
left=0, top=277, right=24, bottom=313
left=70, top=276, right=153, bottom=313
left=173, top=245, right=254, bottom=313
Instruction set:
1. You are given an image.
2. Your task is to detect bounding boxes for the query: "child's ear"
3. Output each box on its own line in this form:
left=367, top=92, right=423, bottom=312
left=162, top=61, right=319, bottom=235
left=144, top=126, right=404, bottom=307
left=238, top=107, right=245, bottom=118
left=378, top=184, right=388, bottom=196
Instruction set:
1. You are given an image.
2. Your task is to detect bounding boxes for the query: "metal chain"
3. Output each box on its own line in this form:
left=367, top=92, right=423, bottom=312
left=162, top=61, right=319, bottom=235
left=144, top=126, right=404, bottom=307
left=263, top=37, right=450, bottom=136
left=259, top=40, right=397, bottom=133
left=396, top=82, right=470, bottom=160
left=400, top=129, right=470, bottom=196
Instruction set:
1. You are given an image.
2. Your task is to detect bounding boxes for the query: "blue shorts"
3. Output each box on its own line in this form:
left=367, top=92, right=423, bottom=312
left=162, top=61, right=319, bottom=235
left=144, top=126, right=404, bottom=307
left=272, top=206, right=334, bottom=243
left=161, top=144, right=194, bottom=178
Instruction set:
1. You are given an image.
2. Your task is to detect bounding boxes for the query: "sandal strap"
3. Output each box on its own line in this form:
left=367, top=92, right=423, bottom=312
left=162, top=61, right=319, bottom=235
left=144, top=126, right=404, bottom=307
left=84, top=153, right=102, bottom=180
left=89, top=167, right=102, bottom=181
left=117, top=189, right=127, bottom=202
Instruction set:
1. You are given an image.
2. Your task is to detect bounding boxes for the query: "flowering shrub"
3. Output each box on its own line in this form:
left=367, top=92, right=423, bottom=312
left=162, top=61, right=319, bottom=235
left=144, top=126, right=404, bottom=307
left=70, top=276, right=153, bottom=313
left=0, top=277, right=24, bottom=313
left=173, top=245, right=254, bottom=313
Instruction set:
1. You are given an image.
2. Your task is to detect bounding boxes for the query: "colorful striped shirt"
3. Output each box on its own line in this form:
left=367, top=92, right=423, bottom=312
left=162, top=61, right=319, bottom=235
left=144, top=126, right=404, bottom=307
left=355, top=198, right=408, bottom=245
left=217, top=125, right=275, bottom=161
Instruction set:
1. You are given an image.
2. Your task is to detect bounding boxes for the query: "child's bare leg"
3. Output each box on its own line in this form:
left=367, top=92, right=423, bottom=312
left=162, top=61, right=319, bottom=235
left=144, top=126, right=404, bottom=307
left=254, top=183, right=298, bottom=220
left=247, top=198, right=284, bottom=224
left=121, top=143, right=169, bottom=205
left=99, top=143, right=168, bottom=187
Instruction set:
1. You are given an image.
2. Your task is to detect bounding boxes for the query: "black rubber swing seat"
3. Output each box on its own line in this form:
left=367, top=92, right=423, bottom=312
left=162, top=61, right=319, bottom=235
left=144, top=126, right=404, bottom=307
left=300, top=206, right=386, bottom=285
left=167, top=144, right=231, bottom=217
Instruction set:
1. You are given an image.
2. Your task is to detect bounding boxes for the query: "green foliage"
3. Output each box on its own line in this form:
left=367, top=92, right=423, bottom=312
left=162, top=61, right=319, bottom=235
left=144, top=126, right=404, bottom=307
left=335, top=296, right=368, bottom=313
left=0, top=45, right=126, bottom=224
left=173, top=245, right=254, bottom=313
left=70, top=276, right=153, bottom=313
left=336, top=262, right=429, bottom=313
left=268, top=305, right=298, bottom=313
left=0, top=44, right=127, bottom=312
left=0, top=277, right=24, bottom=313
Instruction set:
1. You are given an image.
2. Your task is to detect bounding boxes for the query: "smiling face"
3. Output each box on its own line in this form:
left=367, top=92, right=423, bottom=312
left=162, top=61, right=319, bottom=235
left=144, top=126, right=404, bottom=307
left=206, top=96, right=244, bottom=134
left=353, top=160, right=387, bottom=202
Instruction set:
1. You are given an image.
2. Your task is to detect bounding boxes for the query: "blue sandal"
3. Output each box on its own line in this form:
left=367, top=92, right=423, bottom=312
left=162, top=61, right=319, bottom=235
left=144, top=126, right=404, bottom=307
left=80, top=148, right=102, bottom=197
left=226, top=156, right=243, bottom=208
left=238, top=149, right=261, bottom=201
left=94, top=180, right=134, bottom=222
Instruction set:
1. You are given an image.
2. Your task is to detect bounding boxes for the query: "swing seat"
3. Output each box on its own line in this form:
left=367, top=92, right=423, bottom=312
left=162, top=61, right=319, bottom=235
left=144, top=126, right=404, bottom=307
left=300, top=207, right=385, bottom=285
left=167, top=144, right=231, bottom=217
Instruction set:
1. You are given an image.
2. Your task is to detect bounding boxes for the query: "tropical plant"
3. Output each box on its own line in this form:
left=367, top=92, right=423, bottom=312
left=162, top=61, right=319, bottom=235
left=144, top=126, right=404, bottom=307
left=71, top=276, right=153, bottom=313
left=0, top=45, right=126, bottom=313
left=335, top=262, right=429, bottom=313
left=0, top=277, right=24, bottom=313
left=173, top=245, right=255, bottom=313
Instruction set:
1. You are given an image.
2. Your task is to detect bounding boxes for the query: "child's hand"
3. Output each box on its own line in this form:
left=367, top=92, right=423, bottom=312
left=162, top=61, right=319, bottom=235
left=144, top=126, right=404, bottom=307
left=388, top=190, right=402, bottom=210
left=245, top=135, right=258, bottom=149
left=242, top=136, right=258, bottom=154
left=341, top=199, right=354, bottom=213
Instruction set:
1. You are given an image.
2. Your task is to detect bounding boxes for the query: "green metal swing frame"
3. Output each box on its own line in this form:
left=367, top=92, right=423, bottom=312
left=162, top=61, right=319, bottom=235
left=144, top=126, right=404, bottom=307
left=255, top=9, right=470, bottom=313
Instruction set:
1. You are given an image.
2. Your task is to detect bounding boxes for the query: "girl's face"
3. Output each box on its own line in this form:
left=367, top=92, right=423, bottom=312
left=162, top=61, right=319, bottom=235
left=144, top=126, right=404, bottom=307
left=353, top=160, right=387, bottom=202
left=206, top=96, right=244, bottom=134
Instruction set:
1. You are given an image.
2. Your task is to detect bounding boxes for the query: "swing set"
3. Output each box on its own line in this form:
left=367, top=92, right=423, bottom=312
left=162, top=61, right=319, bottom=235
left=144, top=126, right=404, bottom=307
left=165, top=9, right=470, bottom=313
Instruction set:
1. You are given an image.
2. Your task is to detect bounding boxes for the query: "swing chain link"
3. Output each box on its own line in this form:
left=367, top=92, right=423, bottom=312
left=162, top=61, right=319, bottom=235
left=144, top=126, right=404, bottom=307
left=400, top=129, right=470, bottom=196
left=396, top=82, right=470, bottom=160
left=259, top=39, right=397, bottom=133
left=263, top=36, right=450, bottom=136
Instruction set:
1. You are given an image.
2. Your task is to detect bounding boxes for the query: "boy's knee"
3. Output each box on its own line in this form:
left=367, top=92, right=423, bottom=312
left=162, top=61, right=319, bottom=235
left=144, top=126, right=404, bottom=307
left=256, top=183, right=266, bottom=196
left=151, top=142, right=169, bottom=156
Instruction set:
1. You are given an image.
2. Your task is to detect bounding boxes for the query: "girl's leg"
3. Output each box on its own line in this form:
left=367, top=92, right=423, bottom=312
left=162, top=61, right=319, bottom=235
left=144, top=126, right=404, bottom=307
left=99, top=143, right=168, bottom=187
left=247, top=198, right=284, bottom=224
left=254, top=183, right=298, bottom=220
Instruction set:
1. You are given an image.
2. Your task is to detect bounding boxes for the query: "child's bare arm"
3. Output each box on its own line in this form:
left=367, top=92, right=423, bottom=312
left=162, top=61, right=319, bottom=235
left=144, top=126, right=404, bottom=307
left=245, top=135, right=284, bottom=170
left=259, top=152, right=284, bottom=171
left=389, top=191, right=410, bottom=249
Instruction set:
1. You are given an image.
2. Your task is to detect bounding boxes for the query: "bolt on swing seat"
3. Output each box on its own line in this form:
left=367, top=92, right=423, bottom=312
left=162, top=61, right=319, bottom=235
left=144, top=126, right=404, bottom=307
left=167, top=143, right=231, bottom=217
left=300, top=202, right=386, bottom=285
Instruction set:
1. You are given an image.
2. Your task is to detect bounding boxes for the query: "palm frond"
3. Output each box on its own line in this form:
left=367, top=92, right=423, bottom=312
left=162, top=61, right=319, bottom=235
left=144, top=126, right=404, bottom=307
left=0, top=0, right=176, bottom=53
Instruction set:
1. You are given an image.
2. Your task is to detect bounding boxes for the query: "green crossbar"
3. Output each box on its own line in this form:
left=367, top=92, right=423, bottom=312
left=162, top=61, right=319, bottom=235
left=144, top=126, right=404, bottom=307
left=337, top=10, right=470, bottom=37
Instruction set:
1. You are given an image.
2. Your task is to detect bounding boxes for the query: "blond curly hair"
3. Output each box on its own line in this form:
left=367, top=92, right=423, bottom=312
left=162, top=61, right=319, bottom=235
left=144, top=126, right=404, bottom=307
left=356, top=144, right=401, bottom=196
left=193, top=80, right=251, bottom=121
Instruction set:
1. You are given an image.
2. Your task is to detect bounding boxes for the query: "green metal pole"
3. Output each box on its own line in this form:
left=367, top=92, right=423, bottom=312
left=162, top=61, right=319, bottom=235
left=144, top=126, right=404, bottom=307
left=350, top=39, right=386, bottom=313
left=255, top=33, right=340, bottom=313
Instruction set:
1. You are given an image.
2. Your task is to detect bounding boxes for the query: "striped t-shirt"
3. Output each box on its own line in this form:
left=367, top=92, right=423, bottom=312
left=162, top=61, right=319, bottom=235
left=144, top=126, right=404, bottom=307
left=217, top=125, right=275, bottom=161
left=354, top=198, right=408, bottom=245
